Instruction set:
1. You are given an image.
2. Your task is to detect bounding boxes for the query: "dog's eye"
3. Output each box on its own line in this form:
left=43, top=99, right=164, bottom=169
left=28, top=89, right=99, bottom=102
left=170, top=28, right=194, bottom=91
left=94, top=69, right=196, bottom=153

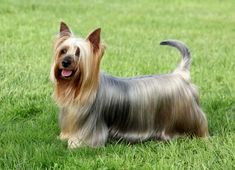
left=75, top=48, right=80, bottom=57
left=61, top=48, right=67, bottom=54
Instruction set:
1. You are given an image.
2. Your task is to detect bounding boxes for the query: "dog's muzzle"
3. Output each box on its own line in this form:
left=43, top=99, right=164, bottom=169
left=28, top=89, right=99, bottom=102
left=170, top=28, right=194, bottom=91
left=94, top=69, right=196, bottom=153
left=60, top=56, right=74, bottom=78
left=62, top=56, right=72, bottom=68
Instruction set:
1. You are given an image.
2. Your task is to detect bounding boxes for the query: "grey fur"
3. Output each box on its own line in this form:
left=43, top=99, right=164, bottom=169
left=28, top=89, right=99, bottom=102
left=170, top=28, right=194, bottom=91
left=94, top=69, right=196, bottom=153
left=59, top=40, right=208, bottom=148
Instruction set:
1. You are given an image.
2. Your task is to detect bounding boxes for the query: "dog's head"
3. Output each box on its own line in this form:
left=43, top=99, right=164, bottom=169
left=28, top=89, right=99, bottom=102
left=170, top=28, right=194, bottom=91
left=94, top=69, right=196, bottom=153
left=50, top=22, right=105, bottom=85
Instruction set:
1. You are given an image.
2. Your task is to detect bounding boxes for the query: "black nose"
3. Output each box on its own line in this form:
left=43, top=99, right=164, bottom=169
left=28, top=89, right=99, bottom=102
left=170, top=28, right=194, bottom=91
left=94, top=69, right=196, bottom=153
left=62, top=57, right=72, bottom=67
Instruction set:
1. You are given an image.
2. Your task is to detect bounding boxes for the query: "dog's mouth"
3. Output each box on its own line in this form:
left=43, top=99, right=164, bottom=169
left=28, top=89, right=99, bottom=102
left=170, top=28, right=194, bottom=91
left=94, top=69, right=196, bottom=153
left=60, top=69, right=74, bottom=79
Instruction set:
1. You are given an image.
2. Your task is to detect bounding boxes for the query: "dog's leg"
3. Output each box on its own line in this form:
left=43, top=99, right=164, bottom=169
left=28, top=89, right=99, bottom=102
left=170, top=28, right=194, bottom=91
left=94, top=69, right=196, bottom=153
left=58, top=108, right=77, bottom=141
left=67, top=133, right=108, bottom=149
left=194, top=107, right=209, bottom=138
left=159, top=130, right=172, bottom=141
left=68, top=136, right=84, bottom=149
left=67, top=124, right=108, bottom=149
left=195, top=119, right=209, bottom=138
left=59, top=132, right=71, bottom=140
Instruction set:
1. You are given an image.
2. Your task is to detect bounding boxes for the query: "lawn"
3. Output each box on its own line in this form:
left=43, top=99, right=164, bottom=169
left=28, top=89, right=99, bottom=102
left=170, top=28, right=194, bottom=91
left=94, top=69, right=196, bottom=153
left=0, top=0, right=235, bottom=169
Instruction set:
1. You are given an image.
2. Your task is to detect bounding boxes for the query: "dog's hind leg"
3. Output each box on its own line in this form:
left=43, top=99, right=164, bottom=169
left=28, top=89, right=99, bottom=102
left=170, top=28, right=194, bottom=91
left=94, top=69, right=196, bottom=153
left=195, top=120, right=209, bottom=138
left=194, top=107, right=209, bottom=138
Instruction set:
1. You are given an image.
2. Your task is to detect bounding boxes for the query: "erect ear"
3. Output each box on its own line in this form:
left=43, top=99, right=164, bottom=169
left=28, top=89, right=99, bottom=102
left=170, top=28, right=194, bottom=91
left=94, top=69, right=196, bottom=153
left=59, top=21, right=72, bottom=36
left=86, top=28, right=101, bottom=53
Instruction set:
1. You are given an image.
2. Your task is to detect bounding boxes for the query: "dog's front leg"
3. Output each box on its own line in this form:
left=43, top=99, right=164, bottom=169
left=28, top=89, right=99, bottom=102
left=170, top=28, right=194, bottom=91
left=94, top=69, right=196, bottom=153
left=68, top=136, right=84, bottom=149
left=67, top=124, right=108, bottom=149
left=59, top=132, right=71, bottom=140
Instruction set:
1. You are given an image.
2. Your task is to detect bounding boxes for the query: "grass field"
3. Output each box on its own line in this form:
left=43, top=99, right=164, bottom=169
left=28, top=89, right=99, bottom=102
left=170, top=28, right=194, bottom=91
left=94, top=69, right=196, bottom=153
left=0, top=0, right=235, bottom=169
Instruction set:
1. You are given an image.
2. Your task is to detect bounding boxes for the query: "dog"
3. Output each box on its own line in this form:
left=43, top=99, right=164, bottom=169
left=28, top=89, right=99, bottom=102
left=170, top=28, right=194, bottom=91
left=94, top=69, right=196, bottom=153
left=50, top=22, right=208, bottom=149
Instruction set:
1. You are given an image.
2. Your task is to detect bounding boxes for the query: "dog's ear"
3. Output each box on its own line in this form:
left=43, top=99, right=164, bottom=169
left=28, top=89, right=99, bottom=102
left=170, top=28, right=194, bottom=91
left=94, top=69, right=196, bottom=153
left=87, top=28, right=101, bottom=53
left=60, top=22, right=72, bottom=36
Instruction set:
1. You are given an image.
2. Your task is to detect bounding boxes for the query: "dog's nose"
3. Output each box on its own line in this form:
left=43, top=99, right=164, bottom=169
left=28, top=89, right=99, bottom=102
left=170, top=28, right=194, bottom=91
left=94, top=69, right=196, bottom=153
left=62, top=57, right=72, bottom=67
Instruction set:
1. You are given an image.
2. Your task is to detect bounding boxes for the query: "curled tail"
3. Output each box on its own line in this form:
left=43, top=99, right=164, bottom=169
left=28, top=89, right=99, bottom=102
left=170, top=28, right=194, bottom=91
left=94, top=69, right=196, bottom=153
left=160, top=40, right=191, bottom=80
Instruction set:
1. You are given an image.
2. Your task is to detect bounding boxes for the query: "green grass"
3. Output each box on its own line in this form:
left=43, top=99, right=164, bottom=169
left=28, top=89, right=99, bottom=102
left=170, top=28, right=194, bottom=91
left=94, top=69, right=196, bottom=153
left=0, top=0, right=235, bottom=169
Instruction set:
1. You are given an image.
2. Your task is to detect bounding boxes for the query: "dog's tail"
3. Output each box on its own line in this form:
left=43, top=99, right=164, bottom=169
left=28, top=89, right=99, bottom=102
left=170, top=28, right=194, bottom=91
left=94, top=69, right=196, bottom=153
left=160, top=40, right=191, bottom=80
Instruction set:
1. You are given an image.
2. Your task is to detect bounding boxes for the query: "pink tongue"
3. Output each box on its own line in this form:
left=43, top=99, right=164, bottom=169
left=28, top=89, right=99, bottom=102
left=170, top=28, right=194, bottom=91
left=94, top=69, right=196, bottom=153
left=61, top=70, right=72, bottom=77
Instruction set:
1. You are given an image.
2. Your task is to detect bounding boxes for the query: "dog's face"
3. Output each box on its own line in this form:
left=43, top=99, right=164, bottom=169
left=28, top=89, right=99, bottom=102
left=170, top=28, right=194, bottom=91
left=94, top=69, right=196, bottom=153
left=55, top=38, right=81, bottom=80
left=50, top=22, right=105, bottom=84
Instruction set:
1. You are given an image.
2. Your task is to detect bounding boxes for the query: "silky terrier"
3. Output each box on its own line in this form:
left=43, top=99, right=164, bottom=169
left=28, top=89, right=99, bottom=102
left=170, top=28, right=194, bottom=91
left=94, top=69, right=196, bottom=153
left=50, top=22, right=208, bottom=149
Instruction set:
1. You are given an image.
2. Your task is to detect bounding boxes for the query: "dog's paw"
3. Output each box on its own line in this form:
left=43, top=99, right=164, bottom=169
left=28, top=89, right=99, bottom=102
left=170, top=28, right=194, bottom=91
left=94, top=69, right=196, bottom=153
left=68, top=137, right=83, bottom=149
left=59, top=132, right=70, bottom=141
left=158, top=130, right=172, bottom=141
